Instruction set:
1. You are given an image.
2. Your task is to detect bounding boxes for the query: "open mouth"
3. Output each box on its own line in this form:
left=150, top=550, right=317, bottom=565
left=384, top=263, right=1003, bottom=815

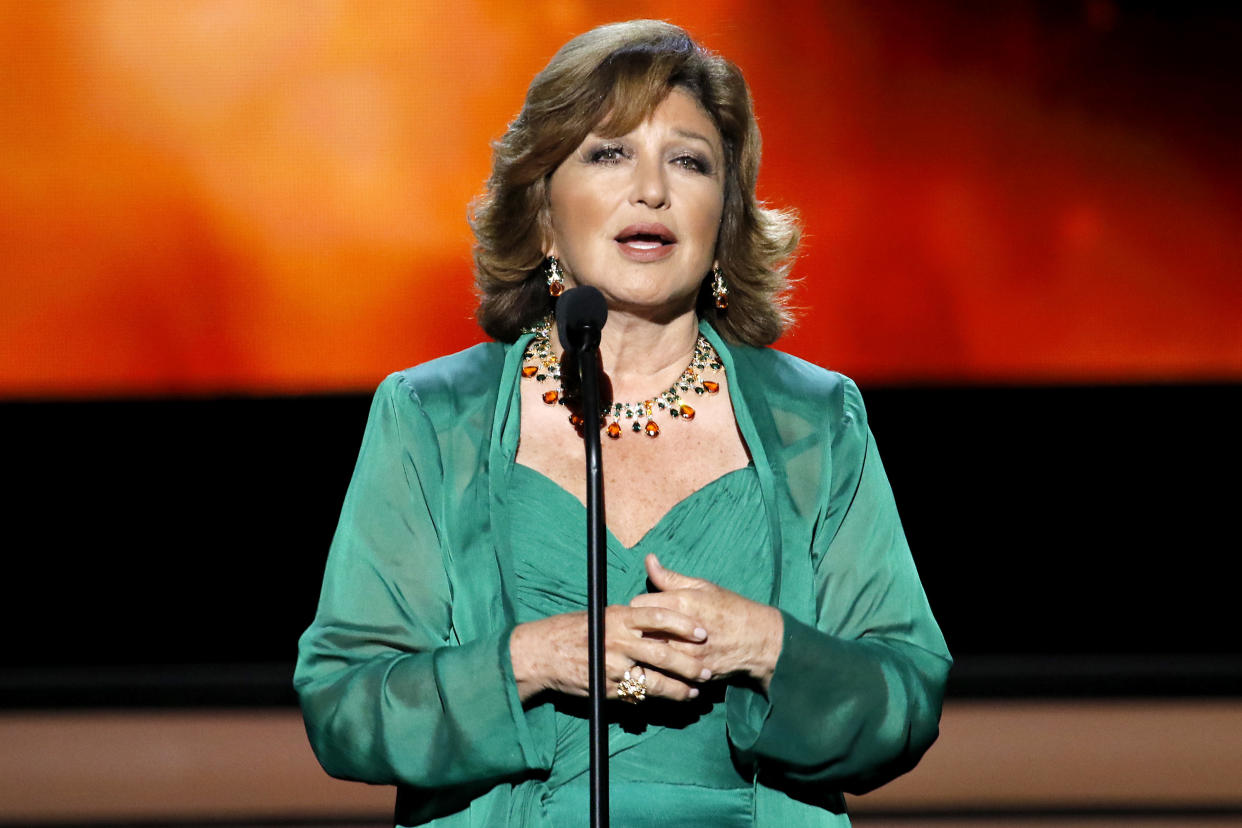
left=615, top=225, right=676, bottom=250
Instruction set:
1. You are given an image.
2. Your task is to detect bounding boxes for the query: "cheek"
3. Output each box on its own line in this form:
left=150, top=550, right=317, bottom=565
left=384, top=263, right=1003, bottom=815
left=695, top=192, right=725, bottom=248
left=549, top=177, right=610, bottom=249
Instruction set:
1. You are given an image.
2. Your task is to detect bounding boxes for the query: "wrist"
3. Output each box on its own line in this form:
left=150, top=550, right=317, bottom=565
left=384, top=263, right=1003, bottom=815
left=749, top=606, right=784, bottom=691
left=509, top=622, right=545, bottom=702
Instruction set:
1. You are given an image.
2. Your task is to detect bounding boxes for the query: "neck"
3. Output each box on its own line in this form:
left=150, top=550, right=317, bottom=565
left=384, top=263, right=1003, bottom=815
left=555, top=308, right=700, bottom=402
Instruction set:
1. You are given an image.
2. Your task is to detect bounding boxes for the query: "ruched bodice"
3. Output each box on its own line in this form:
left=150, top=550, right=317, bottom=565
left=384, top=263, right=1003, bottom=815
left=508, top=462, right=774, bottom=826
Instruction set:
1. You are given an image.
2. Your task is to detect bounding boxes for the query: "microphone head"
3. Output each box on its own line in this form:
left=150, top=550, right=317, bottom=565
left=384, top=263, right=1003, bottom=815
left=555, top=286, right=608, bottom=352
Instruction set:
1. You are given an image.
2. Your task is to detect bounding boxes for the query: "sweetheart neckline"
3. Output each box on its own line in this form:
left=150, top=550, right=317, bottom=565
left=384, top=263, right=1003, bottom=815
left=511, top=462, right=754, bottom=551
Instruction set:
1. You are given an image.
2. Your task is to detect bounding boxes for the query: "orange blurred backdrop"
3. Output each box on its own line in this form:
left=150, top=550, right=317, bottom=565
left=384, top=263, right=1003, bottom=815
left=2, top=0, right=1239, bottom=397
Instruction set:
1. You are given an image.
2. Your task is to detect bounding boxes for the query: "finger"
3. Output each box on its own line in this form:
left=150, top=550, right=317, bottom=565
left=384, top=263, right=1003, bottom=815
left=630, top=591, right=713, bottom=635
left=623, top=605, right=707, bottom=642
left=612, top=663, right=700, bottom=702
left=606, top=626, right=710, bottom=684
left=625, top=635, right=713, bottom=684
left=645, top=553, right=707, bottom=592
left=642, top=668, right=701, bottom=701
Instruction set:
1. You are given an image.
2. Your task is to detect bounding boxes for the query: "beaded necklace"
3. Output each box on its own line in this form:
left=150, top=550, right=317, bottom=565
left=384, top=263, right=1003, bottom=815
left=520, top=317, right=723, bottom=439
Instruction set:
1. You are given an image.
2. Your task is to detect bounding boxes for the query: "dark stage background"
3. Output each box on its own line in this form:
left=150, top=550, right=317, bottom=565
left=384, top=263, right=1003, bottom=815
left=4, top=381, right=1240, bottom=707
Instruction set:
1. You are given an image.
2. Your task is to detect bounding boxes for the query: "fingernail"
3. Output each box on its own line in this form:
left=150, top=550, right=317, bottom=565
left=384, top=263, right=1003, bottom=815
left=688, top=687, right=699, bottom=698
left=694, top=627, right=707, bottom=641
left=700, top=668, right=711, bottom=681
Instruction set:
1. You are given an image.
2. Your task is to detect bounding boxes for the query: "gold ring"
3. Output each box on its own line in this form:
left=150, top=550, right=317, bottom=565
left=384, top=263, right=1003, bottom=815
left=616, top=666, right=647, bottom=703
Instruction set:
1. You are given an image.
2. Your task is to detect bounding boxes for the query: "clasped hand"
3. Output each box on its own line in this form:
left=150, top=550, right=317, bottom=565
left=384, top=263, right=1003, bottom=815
left=510, top=554, right=783, bottom=703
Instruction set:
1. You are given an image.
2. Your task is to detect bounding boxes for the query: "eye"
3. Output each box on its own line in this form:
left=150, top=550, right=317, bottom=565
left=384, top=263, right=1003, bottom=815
left=672, top=153, right=712, bottom=175
left=587, top=143, right=628, bottom=164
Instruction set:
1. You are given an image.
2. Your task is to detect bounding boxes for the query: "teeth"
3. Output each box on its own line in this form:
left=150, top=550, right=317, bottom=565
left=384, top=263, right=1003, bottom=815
left=624, top=240, right=663, bottom=250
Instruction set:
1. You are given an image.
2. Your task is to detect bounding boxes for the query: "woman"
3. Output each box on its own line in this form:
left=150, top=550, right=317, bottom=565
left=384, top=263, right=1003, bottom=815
left=295, top=19, right=950, bottom=827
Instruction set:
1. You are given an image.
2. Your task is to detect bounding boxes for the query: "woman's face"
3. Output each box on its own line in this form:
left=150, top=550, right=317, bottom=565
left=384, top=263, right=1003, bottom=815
left=545, top=88, right=726, bottom=316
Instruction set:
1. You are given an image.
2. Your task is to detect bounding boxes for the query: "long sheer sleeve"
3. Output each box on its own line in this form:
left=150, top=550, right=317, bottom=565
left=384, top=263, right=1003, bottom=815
left=294, top=373, right=550, bottom=796
left=728, top=377, right=951, bottom=795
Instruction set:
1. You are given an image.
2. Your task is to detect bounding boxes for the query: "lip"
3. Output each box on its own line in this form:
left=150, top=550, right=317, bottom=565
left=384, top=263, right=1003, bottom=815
left=614, top=223, right=678, bottom=262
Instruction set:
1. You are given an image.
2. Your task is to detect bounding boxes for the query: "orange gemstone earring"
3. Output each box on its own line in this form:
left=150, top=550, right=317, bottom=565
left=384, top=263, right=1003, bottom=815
left=711, top=265, right=729, bottom=310
left=546, top=256, right=565, bottom=297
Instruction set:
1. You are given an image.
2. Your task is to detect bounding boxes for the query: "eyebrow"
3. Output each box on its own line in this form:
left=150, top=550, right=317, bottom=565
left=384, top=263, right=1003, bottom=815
left=673, top=128, right=719, bottom=149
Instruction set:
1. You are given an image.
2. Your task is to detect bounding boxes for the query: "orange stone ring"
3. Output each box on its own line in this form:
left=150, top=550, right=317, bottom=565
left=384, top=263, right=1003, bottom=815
left=617, top=666, right=648, bottom=703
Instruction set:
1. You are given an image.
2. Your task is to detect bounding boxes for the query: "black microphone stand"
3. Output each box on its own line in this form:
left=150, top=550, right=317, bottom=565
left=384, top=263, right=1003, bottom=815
left=577, top=328, right=609, bottom=828
left=556, top=287, right=609, bottom=828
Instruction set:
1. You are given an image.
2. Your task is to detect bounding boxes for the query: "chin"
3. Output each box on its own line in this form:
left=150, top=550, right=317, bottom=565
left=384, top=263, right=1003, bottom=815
left=602, top=291, right=697, bottom=321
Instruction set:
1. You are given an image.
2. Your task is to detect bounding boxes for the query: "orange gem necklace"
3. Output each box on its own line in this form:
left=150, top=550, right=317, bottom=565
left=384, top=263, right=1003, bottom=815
left=521, top=317, right=723, bottom=439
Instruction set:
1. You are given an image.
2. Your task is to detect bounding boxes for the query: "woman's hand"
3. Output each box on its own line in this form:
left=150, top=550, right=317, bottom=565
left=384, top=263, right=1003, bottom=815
left=509, top=603, right=712, bottom=703
left=630, top=554, right=784, bottom=692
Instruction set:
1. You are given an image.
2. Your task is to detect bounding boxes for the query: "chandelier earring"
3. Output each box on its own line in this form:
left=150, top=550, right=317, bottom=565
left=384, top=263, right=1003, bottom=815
left=711, top=265, right=729, bottom=310
left=546, top=256, right=565, bottom=297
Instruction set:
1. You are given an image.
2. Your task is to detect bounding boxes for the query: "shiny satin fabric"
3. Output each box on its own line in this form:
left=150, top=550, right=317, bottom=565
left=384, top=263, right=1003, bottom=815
left=294, top=322, right=951, bottom=826
left=509, top=464, right=768, bottom=825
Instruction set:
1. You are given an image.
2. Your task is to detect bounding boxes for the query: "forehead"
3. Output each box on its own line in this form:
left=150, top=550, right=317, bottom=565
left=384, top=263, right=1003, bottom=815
left=595, top=88, right=723, bottom=151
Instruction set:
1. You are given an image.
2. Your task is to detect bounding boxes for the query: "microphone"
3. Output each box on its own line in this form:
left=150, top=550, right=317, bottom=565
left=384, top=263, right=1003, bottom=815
left=555, top=286, right=608, bottom=354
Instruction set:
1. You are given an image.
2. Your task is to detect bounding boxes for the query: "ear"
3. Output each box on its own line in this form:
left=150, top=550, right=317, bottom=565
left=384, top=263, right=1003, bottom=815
left=539, top=228, right=555, bottom=261
left=536, top=185, right=557, bottom=261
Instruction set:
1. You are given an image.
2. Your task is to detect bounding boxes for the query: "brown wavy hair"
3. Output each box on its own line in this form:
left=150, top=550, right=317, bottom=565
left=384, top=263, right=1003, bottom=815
left=470, top=20, right=800, bottom=345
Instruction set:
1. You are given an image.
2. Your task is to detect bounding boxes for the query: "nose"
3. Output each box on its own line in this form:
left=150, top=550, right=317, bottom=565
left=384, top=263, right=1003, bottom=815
left=630, top=155, right=668, bottom=209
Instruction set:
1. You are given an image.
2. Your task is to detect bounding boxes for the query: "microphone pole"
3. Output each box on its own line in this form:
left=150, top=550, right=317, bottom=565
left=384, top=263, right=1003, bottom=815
left=555, top=286, right=609, bottom=828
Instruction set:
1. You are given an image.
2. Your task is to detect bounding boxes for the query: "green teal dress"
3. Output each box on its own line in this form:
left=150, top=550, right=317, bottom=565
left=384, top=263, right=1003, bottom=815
left=509, top=463, right=770, bottom=826
left=294, top=322, right=952, bottom=827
